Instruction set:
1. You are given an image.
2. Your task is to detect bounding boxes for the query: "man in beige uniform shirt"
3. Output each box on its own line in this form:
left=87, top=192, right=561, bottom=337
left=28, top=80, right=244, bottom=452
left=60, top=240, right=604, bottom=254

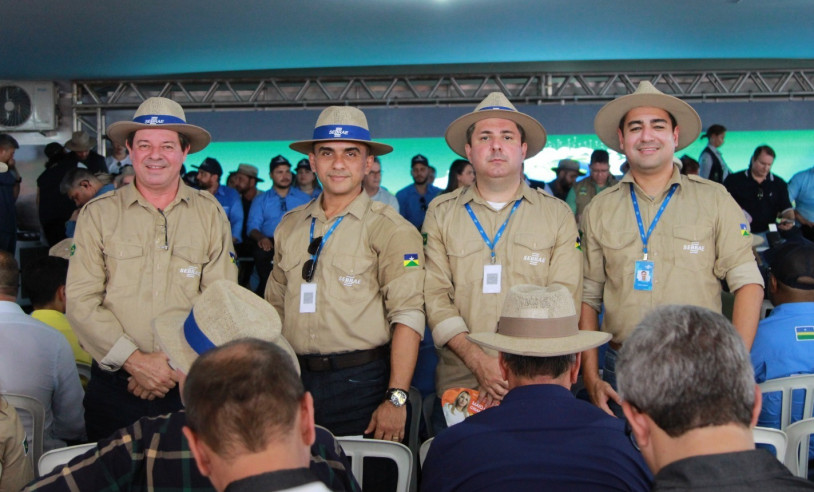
left=267, top=106, right=424, bottom=443
left=67, top=97, right=237, bottom=440
left=423, top=92, right=582, bottom=429
left=580, top=82, right=764, bottom=416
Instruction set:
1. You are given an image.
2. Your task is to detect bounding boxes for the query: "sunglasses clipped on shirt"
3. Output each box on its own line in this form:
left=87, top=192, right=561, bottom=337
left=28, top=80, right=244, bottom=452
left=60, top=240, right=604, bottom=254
left=301, top=236, right=322, bottom=282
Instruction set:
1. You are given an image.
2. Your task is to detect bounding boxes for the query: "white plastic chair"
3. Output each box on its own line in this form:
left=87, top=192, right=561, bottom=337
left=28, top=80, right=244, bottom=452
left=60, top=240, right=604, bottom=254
left=785, top=418, right=814, bottom=478
left=758, top=374, right=814, bottom=429
left=38, top=442, right=96, bottom=476
left=337, top=437, right=413, bottom=492
left=2, top=393, right=45, bottom=470
left=753, top=426, right=787, bottom=462
left=419, top=437, right=434, bottom=468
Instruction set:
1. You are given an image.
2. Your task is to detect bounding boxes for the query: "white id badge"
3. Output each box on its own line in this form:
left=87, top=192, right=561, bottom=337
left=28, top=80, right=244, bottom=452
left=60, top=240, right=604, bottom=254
left=483, top=264, right=502, bottom=294
left=300, top=283, right=317, bottom=313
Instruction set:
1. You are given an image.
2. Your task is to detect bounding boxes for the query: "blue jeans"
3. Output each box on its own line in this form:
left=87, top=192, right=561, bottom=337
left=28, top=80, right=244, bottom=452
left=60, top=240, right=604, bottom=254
left=602, top=347, right=625, bottom=419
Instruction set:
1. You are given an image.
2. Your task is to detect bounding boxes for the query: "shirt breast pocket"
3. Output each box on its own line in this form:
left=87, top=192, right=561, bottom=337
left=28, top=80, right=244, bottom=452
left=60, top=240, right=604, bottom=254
left=326, top=253, right=377, bottom=304
left=171, top=246, right=210, bottom=295
left=672, top=225, right=714, bottom=272
left=446, top=239, right=485, bottom=284
left=512, top=233, right=554, bottom=280
left=601, top=231, right=639, bottom=281
left=103, top=241, right=144, bottom=292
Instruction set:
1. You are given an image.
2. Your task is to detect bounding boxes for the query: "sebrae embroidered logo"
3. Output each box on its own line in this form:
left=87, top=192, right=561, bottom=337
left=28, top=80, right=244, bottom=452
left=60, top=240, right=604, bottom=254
left=523, top=252, right=545, bottom=266
left=338, top=275, right=361, bottom=287
left=179, top=266, right=201, bottom=278
left=329, top=127, right=349, bottom=138
left=682, top=242, right=705, bottom=254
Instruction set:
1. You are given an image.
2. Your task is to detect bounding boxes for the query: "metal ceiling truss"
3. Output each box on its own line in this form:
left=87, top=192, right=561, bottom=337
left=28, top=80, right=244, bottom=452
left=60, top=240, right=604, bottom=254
left=72, top=68, right=814, bottom=141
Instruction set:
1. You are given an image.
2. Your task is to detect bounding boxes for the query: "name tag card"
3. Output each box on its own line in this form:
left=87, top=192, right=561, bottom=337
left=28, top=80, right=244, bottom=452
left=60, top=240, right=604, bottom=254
left=300, top=283, right=317, bottom=313
left=483, top=264, right=502, bottom=294
left=633, top=260, right=654, bottom=291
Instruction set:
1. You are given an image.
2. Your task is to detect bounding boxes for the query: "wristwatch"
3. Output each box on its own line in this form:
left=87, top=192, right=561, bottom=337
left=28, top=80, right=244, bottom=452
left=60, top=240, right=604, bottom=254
left=385, top=388, right=408, bottom=407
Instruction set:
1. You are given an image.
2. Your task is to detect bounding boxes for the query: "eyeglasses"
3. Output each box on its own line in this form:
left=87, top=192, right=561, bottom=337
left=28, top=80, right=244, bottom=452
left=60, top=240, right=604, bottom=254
left=301, top=236, right=323, bottom=282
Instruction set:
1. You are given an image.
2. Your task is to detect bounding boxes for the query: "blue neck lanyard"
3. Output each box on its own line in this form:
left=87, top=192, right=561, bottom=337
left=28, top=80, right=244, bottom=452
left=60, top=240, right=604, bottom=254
left=630, top=183, right=678, bottom=260
left=465, top=199, right=522, bottom=264
left=309, top=215, right=344, bottom=264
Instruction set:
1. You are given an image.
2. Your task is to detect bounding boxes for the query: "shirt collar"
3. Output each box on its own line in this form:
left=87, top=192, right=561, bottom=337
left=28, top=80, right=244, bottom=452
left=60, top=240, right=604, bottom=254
left=0, top=301, right=24, bottom=315
left=122, top=179, right=192, bottom=210
left=305, top=190, right=369, bottom=223
left=620, top=164, right=683, bottom=197
left=461, top=181, right=538, bottom=208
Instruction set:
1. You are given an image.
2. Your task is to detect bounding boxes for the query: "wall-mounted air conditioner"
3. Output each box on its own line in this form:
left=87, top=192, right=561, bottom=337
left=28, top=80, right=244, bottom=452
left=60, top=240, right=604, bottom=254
left=0, top=81, right=57, bottom=131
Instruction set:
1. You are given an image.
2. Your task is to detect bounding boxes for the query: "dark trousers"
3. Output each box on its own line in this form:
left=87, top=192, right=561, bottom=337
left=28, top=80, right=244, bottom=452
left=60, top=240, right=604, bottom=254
left=253, top=245, right=274, bottom=296
left=0, top=231, right=14, bottom=255
left=802, top=224, right=814, bottom=242
left=84, top=361, right=183, bottom=441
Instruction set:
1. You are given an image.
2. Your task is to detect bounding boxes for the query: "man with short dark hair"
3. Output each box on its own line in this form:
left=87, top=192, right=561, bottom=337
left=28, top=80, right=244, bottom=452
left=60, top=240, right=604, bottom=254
left=566, top=149, right=617, bottom=222
left=67, top=97, right=237, bottom=440
left=618, top=305, right=814, bottom=490
left=59, top=167, right=114, bottom=237
left=0, top=134, right=20, bottom=254
left=396, top=154, right=441, bottom=230
left=725, top=145, right=795, bottom=236
left=195, top=157, right=243, bottom=244
left=422, top=284, right=650, bottom=491
left=247, top=155, right=311, bottom=296
left=580, top=82, right=764, bottom=416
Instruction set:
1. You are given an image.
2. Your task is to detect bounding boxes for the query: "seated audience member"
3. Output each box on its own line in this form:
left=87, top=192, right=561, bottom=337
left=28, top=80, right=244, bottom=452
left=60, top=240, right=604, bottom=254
left=618, top=305, right=814, bottom=491
left=422, top=284, right=651, bottom=492
left=59, top=167, right=114, bottom=238
left=24, top=255, right=92, bottom=365
left=184, top=339, right=328, bottom=492
left=789, top=165, right=814, bottom=241
left=679, top=155, right=700, bottom=176
left=0, top=251, right=85, bottom=452
left=751, top=240, right=814, bottom=457
left=441, top=159, right=475, bottom=194
left=26, top=280, right=359, bottom=492
left=0, top=396, right=34, bottom=492
left=724, top=145, right=795, bottom=235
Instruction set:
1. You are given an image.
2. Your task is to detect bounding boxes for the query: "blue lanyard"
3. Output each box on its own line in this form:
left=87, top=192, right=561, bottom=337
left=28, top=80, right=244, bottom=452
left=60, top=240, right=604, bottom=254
left=630, top=183, right=678, bottom=260
left=309, top=215, right=344, bottom=264
left=465, top=199, right=522, bottom=264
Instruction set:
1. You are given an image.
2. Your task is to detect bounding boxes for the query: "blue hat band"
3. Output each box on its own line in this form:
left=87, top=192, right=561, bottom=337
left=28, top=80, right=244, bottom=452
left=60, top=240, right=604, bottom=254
left=312, top=124, right=370, bottom=142
left=479, top=105, right=515, bottom=112
left=133, top=114, right=187, bottom=125
left=183, top=310, right=216, bottom=356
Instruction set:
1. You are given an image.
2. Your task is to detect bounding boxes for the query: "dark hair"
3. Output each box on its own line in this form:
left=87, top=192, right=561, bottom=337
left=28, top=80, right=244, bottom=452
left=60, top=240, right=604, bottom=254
left=125, top=131, right=190, bottom=152
left=501, top=353, right=575, bottom=379
left=0, top=251, right=19, bottom=297
left=184, top=338, right=304, bottom=458
left=702, top=124, right=726, bottom=139
left=679, top=155, right=700, bottom=175
left=751, top=145, right=775, bottom=163
left=0, top=134, right=20, bottom=150
left=590, top=150, right=610, bottom=165
left=618, top=111, right=677, bottom=133
left=465, top=120, right=526, bottom=146
left=22, top=256, right=68, bottom=308
left=443, top=159, right=473, bottom=193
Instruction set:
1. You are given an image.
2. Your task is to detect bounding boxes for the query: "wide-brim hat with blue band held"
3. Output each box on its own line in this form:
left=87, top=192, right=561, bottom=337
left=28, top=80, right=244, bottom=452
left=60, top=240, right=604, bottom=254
left=289, top=106, right=393, bottom=156
left=444, top=91, right=547, bottom=159
left=468, top=284, right=610, bottom=357
left=594, top=81, right=701, bottom=154
left=107, top=97, right=211, bottom=154
left=153, top=280, right=297, bottom=374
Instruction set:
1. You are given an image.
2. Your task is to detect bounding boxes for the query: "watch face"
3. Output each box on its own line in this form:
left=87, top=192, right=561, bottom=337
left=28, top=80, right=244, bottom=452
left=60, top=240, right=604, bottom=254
left=388, top=389, right=407, bottom=407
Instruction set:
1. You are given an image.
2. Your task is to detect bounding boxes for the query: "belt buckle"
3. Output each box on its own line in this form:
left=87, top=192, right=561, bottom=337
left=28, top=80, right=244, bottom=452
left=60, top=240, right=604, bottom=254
left=317, top=356, right=332, bottom=371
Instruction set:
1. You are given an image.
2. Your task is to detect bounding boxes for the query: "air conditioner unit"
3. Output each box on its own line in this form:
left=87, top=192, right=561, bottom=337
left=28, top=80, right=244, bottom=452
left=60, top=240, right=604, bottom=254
left=0, top=81, right=57, bottom=131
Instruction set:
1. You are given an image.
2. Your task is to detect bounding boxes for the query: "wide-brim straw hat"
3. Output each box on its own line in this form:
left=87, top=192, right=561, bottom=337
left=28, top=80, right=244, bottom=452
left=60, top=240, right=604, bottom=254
left=289, top=106, right=393, bottom=156
left=594, top=81, right=701, bottom=154
left=65, top=131, right=94, bottom=152
left=468, top=284, right=610, bottom=357
left=445, top=92, right=547, bottom=159
left=551, top=158, right=585, bottom=175
left=236, top=163, right=264, bottom=182
left=153, top=280, right=297, bottom=374
left=107, top=97, right=211, bottom=154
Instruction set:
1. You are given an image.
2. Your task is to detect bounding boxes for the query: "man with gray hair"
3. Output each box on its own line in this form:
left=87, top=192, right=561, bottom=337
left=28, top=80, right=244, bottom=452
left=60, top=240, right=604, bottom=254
left=59, top=167, right=114, bottom=237
left=617, top=305, right=814, bottom=490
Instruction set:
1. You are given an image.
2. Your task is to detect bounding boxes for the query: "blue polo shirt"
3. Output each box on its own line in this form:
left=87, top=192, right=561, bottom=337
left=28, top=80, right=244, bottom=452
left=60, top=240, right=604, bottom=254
left=213, top=185, right=244, bottom=242
left=65, top=183, right=115, bottom=238
left=247, top=187, right=311, bottom=238
left=789, top=167, right=814, bottom=222
left=395, top=184, right=441, bottom=230
left=751, top=302, right=814, bottom=458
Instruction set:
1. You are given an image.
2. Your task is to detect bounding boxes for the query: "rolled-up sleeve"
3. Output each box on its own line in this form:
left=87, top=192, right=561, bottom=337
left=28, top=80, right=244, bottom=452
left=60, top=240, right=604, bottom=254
left=714, top=192, right=764, bottom=292
left=377, top=219, right=425, bottom=337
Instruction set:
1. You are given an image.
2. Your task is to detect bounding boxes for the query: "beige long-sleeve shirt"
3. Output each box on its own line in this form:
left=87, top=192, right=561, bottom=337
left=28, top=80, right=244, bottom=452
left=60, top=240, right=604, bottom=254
left=267, top=191, right=425, bottom=354
left=0, top=399, right=34, bottom=492
left=66, top=181, right=237, bottom=370
left=581, top=166, right=764, bottom=343
left=424, top=183, right=583, bottom=392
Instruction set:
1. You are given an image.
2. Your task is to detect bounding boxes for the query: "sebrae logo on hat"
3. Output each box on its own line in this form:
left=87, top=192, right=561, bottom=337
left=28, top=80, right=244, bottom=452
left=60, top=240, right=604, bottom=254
left=147, top=116, right=165, bottom=125
left=328, top=127, right=349, bottom=138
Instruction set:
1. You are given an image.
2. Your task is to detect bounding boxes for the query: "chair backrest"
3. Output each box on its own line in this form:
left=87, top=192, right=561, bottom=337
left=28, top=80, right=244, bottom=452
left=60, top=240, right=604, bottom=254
left=337, top=437, right=413, bottom=492
left=422, top=392, right=436, bottom=439
left=758, top=374, right=814, bottom=429
left=752, top=426, right=787, bottom=462
left=2, top=393, right=45, bottom=470
left=38, top=442, right=97, bottom=476
left=419, top=437, right=434, bottom=467
left=784, top=417, right=814, bottom=478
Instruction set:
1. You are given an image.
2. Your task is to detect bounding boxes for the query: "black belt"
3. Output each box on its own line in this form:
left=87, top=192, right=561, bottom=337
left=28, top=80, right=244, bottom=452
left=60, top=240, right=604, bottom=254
left=297, top=345, right=389, bottom=372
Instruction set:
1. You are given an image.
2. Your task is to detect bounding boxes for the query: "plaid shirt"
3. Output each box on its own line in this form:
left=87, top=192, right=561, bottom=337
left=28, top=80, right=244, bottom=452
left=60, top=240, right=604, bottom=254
left=25, top=411, right=359, bottom=492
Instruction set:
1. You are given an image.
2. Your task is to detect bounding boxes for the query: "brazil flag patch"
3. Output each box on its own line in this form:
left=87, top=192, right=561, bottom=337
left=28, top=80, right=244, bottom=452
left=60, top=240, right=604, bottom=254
left=404, top=254, right=420, bottom=267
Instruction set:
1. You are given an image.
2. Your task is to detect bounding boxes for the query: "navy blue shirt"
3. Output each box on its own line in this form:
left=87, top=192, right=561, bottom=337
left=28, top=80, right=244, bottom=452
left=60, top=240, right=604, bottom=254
left=395, top=184, right=440, bottom=230
left=422, top=384, right=652, bottom=492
